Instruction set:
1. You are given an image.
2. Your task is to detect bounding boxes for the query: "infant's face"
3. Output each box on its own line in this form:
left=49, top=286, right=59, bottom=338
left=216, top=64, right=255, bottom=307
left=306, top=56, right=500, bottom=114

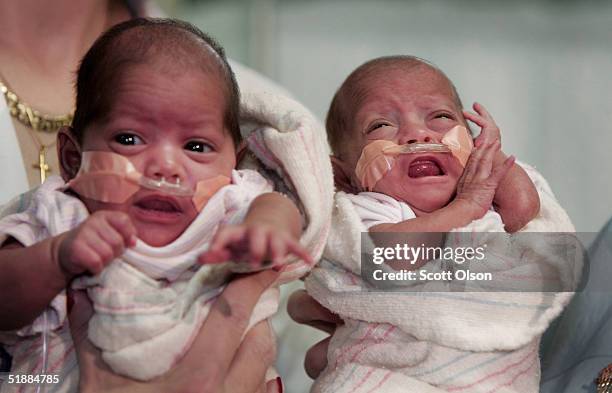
left=348, top=66, right=467, bottom=213
left=80, top=64, right=236, bottom=246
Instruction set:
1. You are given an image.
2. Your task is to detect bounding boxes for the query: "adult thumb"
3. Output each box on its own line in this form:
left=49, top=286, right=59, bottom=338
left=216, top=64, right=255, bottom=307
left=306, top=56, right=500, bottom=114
left=67, top=289, right=93, bottom=346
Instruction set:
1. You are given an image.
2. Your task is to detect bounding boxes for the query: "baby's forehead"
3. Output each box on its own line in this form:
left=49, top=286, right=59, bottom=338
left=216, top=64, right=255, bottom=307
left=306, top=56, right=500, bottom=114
left=352, top=66, right=459, bottom=113
left=362, top=65, right=452, bottom=95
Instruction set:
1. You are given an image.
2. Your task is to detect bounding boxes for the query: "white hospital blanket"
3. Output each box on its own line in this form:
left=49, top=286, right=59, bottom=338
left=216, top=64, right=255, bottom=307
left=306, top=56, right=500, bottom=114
left=306, top=163, right=581, bottom=392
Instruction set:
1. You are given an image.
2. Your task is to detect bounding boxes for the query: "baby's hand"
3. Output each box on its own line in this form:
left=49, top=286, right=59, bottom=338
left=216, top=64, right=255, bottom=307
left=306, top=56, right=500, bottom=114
left=463, top=102, right=501, bottom=148
left=199, top=223, right=312, bottom=269
left=56, top=211, right=137, bottom=277
left=455, top=140, right=515, bottom=219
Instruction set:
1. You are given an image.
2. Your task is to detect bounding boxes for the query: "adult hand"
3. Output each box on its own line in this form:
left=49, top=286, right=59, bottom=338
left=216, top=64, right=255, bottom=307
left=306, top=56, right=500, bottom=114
left=69, top=270, right=283, bottom=393
left=287, top=289, right=343, bottom=379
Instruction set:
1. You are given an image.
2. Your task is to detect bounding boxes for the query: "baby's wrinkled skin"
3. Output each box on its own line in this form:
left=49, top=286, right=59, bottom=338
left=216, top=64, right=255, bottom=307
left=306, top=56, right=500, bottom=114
left=332, top=60, right=539, bottom=232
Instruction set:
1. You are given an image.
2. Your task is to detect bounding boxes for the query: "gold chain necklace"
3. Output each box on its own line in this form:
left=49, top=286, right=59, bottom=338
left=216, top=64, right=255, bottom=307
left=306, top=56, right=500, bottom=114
left=0, top=76, right=72, bottom=183
left=0, top=78, right=73, bottom=133
left=598, top=364, right=612, bottom=393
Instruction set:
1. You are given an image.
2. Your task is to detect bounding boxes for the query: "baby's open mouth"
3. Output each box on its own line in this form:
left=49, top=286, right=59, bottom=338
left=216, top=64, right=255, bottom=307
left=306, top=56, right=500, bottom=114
left=135, top=196, right=182, bottom=213
left=408, top=158, right=445, bottom=178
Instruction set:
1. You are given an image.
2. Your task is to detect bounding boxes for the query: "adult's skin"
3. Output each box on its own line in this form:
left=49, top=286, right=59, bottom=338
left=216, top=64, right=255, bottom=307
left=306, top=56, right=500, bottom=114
left=287, top=289, right=342, bottom=379
left=0, top=0, right=132, bottom=188
left=70, top=270, right=282, bottom=393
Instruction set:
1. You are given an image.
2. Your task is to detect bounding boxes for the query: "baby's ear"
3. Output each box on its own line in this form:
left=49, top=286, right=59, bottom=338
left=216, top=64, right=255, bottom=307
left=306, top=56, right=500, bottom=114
left=57, top=126, right=82, bottom=182
left=331, top=155, right=359, bottom=193
left=235, top=140, right=248, bottom=165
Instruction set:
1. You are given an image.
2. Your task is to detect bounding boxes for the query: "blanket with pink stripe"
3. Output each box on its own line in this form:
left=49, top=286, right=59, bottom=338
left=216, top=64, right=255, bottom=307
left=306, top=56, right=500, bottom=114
left=306, top=163, right=581, bottom=393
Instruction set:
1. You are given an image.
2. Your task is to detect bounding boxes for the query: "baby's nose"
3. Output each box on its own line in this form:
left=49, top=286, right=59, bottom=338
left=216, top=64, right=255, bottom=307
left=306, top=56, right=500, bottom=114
left=398, top=127, right=439, bottom=145
left=144, top=148, right=186, bottom=182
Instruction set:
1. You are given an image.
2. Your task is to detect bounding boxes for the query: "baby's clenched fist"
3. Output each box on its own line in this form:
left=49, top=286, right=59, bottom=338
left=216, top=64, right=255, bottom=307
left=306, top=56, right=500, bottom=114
left=55, top=211, right=136, bottom=277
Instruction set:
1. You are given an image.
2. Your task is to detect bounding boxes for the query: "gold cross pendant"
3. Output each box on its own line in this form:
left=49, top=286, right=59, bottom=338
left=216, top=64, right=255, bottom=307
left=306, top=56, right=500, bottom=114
left=33, top=146, right=50, bottom=184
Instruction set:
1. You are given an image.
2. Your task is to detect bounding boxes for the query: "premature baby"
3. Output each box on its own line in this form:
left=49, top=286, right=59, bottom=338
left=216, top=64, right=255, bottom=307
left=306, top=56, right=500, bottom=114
left=306, top=56, right=579, bottom=393
left=0, top=18, right=311, bottom=393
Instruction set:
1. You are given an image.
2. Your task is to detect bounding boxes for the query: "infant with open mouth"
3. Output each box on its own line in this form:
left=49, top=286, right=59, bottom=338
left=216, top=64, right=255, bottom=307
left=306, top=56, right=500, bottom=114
left=305, top=56, right=578, bottom=392
left=0, top=18, right=313, bottom=392
left=328, top=55, right=539, bottom=233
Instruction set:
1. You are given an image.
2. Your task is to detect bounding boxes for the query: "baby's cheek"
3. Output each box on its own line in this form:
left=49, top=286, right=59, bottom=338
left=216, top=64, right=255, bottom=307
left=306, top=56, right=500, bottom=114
left=80, top=196, right=130, bottom=215
left=374, top=165, right=406, bottom=193
left=446, top=157, right=465, bottom=180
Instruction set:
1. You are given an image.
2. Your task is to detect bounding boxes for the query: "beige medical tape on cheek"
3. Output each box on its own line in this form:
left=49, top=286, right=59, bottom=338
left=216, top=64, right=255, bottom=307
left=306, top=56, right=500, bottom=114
left=67, top=151, right=230, bottom=211
left=441, top=125, right=474, bottom=168
left=354, top=125, right=473, bottom=191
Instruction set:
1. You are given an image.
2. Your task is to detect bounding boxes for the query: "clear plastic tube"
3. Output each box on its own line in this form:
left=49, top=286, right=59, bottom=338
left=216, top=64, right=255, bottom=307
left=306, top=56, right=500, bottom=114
left=35, top=310, right=49, bottom=393
left=138, top=176, right=194, bottom=196
left=383, top=142, right=451, bottom=155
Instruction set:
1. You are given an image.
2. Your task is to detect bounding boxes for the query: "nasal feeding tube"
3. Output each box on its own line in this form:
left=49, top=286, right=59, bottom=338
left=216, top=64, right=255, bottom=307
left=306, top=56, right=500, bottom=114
left=67, top=151, right=230, bottom=211
left=355, top=125, right=474, bottom=191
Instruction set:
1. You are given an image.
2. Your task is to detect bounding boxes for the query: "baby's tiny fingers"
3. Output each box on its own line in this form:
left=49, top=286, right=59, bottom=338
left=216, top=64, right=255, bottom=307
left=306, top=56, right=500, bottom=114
left=198, top=248, right=232, bottom=265
left=462, top=110, right=487, bottom=129
left=286, top=239, right=314, bottom=266
left=80, top=244, right=105, bottom=274
left=462, top=144, right=484, bottom=179
left=248, top=227, right=268, bottom=265
left=269, top=236, right=287, bottom=266
left=89, top=236, right=116, bottom=266
left=476, top=140, right=500, bottom=176
left=473, top=102, right=496, bottom=123
left=95, top=224, right=126, bottom=258
left=105, top=212, right=137, bottom=247
left=209, top=227, right=245, bottom=253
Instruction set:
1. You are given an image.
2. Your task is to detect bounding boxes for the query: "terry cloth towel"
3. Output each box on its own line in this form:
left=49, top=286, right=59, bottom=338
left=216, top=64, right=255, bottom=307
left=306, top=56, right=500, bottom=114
left=305, top=163, right=582, bottom=393
left=0, top=90, right=333, bottom=392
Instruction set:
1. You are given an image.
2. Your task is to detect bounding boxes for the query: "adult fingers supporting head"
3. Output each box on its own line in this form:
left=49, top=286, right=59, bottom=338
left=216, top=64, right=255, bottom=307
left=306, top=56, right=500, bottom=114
left=224, top=320, right=277, bottom=393
left=287, top=290, right=342, bottom=334
left=183, top=270, right=280, bottom=381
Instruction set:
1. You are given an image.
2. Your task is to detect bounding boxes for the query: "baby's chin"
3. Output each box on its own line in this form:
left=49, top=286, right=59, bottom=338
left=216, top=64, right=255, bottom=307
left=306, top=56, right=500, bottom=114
left=404, top=193, right=454, bottom=214
left=129, top=209, right=195, bottom=247
left=135, top=225, right=184, bottom=247
left=374, top=180, right=456, bottom=215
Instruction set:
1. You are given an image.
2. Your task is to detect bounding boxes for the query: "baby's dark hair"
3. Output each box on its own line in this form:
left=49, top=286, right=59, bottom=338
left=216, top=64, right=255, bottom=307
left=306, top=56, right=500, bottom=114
left=326, top=55, right=463, bottom=157
left=72, top=18, right=241, bottom=147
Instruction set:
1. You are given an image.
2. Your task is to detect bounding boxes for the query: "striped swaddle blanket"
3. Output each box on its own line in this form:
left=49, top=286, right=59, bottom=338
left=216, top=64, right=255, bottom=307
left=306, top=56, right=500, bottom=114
left=306, top=163, right=581, bottom=393
left=0, top=170, right=274, bottom=391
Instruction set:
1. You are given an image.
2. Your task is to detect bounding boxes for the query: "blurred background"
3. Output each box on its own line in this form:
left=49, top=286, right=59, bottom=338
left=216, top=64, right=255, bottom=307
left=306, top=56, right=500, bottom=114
left=155, top=0, right=612, bottom=390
